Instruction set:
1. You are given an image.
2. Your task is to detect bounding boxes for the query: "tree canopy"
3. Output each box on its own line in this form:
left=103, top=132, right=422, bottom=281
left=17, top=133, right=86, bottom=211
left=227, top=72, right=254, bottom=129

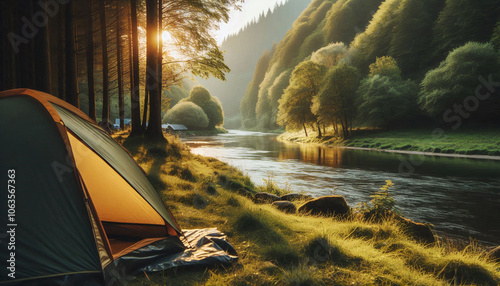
left=419, top=42, right=500, bottom=119
left=182, top=86, right=224, bottom=129
left=313, top=63, right=361, bottom=138
left=278, top=61, right=324, bottom=136
left=164, top=101, right=209, bottom=129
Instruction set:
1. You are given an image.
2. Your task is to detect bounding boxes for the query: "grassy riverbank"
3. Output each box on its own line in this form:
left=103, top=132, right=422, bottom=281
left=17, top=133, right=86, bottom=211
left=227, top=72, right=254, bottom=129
left=280, top=128, right=500, bottom=157
left=113, top=131, right=500, bottom=285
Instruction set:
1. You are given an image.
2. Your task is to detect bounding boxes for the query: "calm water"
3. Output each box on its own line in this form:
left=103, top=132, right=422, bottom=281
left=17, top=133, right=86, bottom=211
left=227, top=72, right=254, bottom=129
left=182, top=130, right=500, bottom=245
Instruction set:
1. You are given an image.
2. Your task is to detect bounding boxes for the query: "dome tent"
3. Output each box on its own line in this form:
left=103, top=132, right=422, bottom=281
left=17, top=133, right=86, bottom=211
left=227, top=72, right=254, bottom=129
left=0, top=89, right=237, bottom=285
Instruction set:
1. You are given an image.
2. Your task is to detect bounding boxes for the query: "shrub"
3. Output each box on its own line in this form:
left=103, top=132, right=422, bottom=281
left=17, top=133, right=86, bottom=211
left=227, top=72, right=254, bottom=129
left=357, top=75, right=419, bottom=129
left=358, top=180, right=400, bottom=220
left=419, top=42, right=500, bottom=120
left=164, top=101, right=209, bottom=130
left=182, top=86, right=224, bottom=129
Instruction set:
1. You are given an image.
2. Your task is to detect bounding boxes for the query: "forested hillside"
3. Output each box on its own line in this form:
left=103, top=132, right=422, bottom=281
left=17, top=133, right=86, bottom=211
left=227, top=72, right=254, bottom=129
left=240, top=0, right=500, bottom=133
left=198, top=0, right=310, bottom=119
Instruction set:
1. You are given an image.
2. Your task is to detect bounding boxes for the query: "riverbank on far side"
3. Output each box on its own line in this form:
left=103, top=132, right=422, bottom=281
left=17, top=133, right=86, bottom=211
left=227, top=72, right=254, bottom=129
left=278, top=128, right=500, bottom=161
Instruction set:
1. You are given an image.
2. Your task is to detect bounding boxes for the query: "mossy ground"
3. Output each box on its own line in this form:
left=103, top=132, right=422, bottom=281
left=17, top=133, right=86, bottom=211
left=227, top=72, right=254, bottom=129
left=279, top=128, right=500, bottom=157
left=112, top=130, right=500, bottom=285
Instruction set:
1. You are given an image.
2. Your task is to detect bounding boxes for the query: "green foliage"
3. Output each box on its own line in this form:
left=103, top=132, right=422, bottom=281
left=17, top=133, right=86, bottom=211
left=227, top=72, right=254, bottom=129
left=240, top=50, right=271, bottom=121
left=359, top=180, right=400, bottom=219
left=312, top=63, right=361, bottom=138
left=357, top=74, right=419, bottom=129
left=368, top=56, right=401, bottom=78
left=186, top=86, right=211, bottom=106
left=268, top=69, right=293, bottom=125
left=419, top=42, right=500, bottom=118
left=164, top=101, right=209, bottom=130
left=296, top=28, right=325, bottom=62
left=350, top=0, right=402, bottom=73
left=311, top=42, right=348, bottom=68
left=278, top=61, right=324, bottom=134
left=201, top=97, right=224, bottom=129
left=492, top=20, right=500, bottom=49
left=432, top=0, right=500, bottom=61
left=323, top=0, right=384, bottom=45
left=388, top=0, right=445, bottom=78
left=182, top=86, right=224, bottom=129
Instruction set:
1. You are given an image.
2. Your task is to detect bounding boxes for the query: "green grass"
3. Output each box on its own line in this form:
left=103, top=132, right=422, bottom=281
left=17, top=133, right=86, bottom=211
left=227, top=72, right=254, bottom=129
left=113, top=131, right=500, bottom=285
left=279, top=128, right=500, bottom=157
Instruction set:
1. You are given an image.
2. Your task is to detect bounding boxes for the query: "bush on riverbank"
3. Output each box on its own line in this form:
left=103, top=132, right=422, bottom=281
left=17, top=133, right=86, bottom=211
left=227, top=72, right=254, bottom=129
left=113, top=131, right=500, bottom=285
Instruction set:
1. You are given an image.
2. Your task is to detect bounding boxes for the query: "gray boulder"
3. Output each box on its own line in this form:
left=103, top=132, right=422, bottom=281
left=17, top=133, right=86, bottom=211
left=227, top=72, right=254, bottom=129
left=253, top=192, right=280, bottom=204
left=272, top=201, right=297, bottom=214
left=298, top=196, right=350, bottom=217
left=280, top=193, right=313, bottom=201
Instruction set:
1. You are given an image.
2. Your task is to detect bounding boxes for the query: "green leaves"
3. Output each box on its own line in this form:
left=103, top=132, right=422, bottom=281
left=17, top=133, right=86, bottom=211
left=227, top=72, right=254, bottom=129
left=359, top=180, right=400, bottom=219
left=419, top=42, right=500, bottom=118
left=277, top=61, right=324, bottom=132
left=181, top=86, right=224, bottom=129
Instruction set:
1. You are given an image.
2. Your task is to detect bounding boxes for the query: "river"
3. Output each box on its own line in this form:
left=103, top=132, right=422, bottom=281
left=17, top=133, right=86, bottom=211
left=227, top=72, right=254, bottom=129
left=181, top=130, right=500, bottom=245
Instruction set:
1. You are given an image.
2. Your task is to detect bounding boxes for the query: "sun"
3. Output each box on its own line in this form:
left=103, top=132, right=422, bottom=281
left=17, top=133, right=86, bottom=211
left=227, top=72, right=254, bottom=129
left=162, top=31, right=173, bottom=43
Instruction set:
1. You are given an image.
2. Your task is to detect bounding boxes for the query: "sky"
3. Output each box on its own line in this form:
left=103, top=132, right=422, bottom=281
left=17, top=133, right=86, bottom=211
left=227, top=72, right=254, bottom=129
left=215, top=0, right=286, bottom=43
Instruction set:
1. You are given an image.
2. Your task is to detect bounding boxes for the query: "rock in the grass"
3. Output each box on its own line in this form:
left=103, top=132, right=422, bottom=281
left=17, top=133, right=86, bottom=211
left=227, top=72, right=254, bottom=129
left=253, top=192, right=281, bottom=204
left=489, top=246, right=500, bottom=262
left=280, top=193, right=313, bottom=202
left=272, top=201, right=297, bottom=214
left=396, top=216, right=435, bottom=244
left=298, top=196, right=350, bottom=217
left=236, top=188, right=253, bottom=198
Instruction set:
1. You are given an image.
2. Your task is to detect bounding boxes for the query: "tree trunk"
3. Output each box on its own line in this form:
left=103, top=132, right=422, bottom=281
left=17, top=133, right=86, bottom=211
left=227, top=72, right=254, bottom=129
left=57, top=10, right=65, bottom=99
left=3, top=1, right=17, bottom=89
left=144, top=0, right=163, bottom=139
left=99, top=0, right=110, bottom=129
left=17, top=0, right=35, bottom=89
left=316, top=121, right=322, bottom=138
left=116, top=4, right=124, bottom=130
left=158, top=0, right=163, bottom=113
left=130, top=0, right=142, bottom=135
left=86, top=0, right=96, bottom=120
left=34, top=0, right=51, bottom=93
left=303, top=123, right=308, bottom=137
left=141, top=85, right=149, bottom=132
left=0, top=1, right=5, bottom=91
left=128, top=2, right=134, bottom=130
left=65, top=0, right=78, bottom=107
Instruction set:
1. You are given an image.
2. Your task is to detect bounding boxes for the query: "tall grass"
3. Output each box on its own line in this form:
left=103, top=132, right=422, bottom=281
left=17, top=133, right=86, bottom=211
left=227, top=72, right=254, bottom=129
left=115, top=132, right=500, bottom=286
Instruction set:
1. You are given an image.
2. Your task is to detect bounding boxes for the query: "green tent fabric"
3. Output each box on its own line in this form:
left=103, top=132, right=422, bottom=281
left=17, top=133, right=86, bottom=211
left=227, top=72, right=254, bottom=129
left=0, top=96, right=102, bottom=281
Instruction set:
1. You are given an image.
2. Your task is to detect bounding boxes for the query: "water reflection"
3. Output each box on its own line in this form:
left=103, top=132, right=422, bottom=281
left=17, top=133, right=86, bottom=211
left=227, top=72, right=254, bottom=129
left=182, top=130, right=500, bottom=245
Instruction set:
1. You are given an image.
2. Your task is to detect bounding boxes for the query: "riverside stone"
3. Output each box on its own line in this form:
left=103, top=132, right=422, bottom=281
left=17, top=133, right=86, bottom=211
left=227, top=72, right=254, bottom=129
left=298, top=195, right=350, bottom=216
left=272, top=201, right=297, bottom=214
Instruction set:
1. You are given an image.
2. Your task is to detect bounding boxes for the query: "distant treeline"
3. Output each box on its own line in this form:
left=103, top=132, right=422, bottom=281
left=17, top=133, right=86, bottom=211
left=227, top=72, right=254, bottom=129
left=199, top=0, right=310, bottom=118
left=240, top=0, right=500, bottom=136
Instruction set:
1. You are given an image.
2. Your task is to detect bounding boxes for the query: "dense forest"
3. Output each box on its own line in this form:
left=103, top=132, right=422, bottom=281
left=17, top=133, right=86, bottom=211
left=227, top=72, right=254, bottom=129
left=0, top=0, right=239, bottom=138
left=198, top=0, right=309, bottom=123
left=240, top=0, right=500, bottom=135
